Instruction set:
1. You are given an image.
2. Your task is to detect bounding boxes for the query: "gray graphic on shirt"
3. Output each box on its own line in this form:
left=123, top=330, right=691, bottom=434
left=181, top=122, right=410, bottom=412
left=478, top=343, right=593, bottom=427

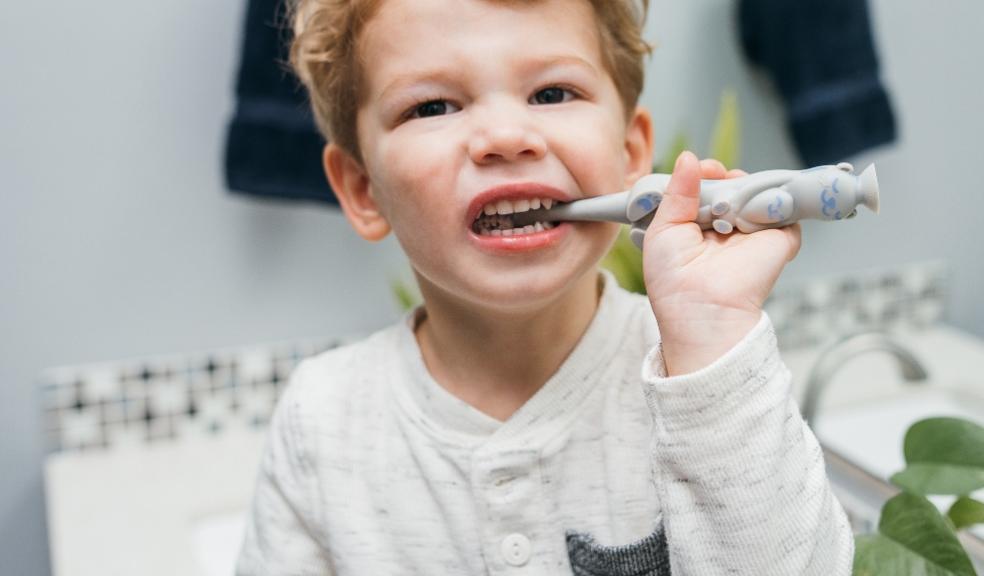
left=566, top=525, right=671, bottom=576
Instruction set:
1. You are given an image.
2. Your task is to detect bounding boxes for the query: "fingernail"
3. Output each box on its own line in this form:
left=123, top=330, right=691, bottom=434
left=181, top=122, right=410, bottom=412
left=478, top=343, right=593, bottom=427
left=675, top=150, right=692, bottom=170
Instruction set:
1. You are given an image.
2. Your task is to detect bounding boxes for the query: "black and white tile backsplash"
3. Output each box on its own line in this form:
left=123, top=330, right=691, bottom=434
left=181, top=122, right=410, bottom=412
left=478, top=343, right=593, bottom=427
left=40, top=338, right=342, bottom=454
left=39, top=261, right=949, bottom=454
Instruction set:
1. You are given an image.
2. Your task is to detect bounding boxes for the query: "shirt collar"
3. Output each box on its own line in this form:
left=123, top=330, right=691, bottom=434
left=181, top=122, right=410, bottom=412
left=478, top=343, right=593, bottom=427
left=392, top=270, right=635, bottom=447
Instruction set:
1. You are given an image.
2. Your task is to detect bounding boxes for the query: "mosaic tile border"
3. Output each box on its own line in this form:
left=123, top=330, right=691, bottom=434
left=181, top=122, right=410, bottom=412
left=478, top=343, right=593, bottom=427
left=39, top=338, right=343, bottom=454
left=40, top=261, right=948, bottom=453
left=765, top=260, right=949, bottom=350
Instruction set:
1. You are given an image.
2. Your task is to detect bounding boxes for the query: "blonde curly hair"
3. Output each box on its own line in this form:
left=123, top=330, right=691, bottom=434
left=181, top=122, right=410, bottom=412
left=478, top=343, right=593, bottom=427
left=289, top=0, right=651, bottom=164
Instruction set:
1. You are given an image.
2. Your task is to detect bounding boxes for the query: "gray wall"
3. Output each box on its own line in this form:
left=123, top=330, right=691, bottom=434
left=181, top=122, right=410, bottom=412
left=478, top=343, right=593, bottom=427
left=2, top=0, right=981, bottom=573
left=0, top=0, right=409, bottom=573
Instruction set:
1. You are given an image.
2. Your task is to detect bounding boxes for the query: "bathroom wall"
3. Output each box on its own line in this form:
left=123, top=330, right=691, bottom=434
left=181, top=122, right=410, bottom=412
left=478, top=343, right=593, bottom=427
left=0, top=1, right=409, bottom=573
left=2, top=0, right=982, bottom=573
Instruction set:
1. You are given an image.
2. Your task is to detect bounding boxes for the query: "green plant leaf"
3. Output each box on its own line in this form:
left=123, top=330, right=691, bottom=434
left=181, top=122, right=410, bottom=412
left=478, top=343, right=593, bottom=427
left=893, top=465, right=984, bottom=497
left=709, top=89, right=740, bottom=170
left=948, top=497, right=984, bottom=531
left=853, top=493, right=976, bottom=576
left=391, top=278, right=421, bottom=312
left=891, top=418, right=984, bottom=496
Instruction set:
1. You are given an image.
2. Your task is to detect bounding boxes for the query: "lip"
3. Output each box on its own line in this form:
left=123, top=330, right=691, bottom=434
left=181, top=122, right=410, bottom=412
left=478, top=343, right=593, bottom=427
left=465, top=182, right=574, bottom=225
left=465, top=182, right=575, bottom=254
left=469, top=220, right=572, bottom=253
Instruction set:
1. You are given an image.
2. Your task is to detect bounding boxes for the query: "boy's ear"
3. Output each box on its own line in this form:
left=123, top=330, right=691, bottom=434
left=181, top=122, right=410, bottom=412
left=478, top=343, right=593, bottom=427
left=622, top=106, right=655, bottom=188
left=323, top=144, right=391, bottom=242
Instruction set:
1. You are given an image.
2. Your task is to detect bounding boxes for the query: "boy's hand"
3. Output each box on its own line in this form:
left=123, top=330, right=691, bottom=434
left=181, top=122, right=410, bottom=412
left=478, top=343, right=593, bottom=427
left=641, top=151, right=801, bottom=376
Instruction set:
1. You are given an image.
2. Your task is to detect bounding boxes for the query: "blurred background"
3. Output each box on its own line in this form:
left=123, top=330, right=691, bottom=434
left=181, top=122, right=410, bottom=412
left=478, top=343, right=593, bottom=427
left=1, top=0, right=982, bottom=574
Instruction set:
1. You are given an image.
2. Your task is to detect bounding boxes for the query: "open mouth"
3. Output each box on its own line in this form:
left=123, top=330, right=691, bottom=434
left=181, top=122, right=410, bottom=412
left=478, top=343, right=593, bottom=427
left=471, top=196, right=565, bottom=236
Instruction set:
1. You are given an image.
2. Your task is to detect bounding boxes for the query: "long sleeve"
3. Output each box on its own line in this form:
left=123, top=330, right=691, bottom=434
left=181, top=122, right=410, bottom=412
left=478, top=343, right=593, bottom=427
left=236, top=361, right=335, bottom=576
left=642, top=313, right=853, bottom=575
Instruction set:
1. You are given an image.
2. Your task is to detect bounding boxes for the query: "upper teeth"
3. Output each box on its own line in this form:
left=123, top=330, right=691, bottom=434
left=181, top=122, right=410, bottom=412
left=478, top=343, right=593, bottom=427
left=479, top=197, right=554, bottom=219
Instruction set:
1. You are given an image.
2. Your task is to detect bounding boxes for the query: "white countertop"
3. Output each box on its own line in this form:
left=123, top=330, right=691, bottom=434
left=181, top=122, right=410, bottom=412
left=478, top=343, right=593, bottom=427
left=45, top=430, right=266, bottom=576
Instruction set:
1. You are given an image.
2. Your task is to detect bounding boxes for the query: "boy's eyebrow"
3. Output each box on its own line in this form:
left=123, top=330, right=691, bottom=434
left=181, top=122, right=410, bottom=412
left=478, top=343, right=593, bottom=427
left=376, top=55, right=601, bottom=102
left=518, top=54, right=602, bottom=77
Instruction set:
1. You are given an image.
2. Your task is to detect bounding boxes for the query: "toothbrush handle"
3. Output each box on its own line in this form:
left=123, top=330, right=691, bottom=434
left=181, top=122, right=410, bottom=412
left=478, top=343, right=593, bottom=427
left=532, top=190, right=635, bottom=225
left=512, top=163, right=879, bottom=251
left=624, top=163, right=880, bottom=248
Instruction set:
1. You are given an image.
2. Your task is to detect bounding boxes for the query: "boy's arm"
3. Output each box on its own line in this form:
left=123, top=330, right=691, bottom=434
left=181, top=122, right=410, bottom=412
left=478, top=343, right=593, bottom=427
left=638, top=152, right=853, bottom=574
left=643, top=313, right=853, bottom=575
left=236, top=362, right=335, bottom=576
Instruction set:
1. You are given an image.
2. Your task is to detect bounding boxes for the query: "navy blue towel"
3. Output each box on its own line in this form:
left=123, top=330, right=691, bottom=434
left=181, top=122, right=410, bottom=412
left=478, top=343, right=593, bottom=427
left=224, top=0, right=338, bottom=206
left=738, top=0, right=898, bottom=166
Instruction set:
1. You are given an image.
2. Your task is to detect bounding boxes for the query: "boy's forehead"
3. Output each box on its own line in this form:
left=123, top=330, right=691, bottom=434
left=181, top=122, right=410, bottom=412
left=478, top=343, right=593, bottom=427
left=360, top=0, right=604, bottom=91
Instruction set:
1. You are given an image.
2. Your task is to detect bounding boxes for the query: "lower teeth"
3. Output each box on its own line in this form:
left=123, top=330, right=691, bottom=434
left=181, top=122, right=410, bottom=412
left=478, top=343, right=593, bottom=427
left=478, top=221, right=553, bottom=236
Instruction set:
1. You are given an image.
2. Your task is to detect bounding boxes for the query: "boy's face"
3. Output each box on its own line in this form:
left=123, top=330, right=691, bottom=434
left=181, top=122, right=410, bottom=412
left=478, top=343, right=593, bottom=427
left=341, top=0, right=652, bottom=312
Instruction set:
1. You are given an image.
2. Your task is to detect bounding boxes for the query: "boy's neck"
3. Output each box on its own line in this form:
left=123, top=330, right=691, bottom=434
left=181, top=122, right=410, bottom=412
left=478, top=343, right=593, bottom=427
left=414, top=272, right=604, bottom=423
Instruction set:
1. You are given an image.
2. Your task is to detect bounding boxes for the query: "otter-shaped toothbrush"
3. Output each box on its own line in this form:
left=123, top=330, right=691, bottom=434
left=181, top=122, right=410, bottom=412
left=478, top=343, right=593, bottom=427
left=511, top=162, right=880, bottom=249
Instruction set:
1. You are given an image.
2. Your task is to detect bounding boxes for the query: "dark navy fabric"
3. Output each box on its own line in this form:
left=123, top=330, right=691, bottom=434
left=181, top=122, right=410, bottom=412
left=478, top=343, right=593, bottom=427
left=224, top=0, right=338, bottom=206
left=738, top=0, right=897, bottom=166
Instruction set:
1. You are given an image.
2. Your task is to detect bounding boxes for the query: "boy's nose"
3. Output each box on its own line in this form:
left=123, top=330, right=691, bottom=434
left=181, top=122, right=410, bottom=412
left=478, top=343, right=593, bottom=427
left=467, top=105, right=547, bottom=165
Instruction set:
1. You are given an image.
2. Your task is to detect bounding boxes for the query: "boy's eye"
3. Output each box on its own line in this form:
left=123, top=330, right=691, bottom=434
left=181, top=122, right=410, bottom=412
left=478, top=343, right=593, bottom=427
left=409, top=100, right=459, bottom=119
left=531, top=87, right=574, bottom=105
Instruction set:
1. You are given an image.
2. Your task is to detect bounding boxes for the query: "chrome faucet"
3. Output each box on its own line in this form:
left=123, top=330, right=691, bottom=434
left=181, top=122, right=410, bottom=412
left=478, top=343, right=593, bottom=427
left=801, top=331, right=929, bottom=424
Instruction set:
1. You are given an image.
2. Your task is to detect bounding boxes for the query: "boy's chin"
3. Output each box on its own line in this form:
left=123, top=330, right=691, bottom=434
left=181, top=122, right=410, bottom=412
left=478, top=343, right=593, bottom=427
left=444, top=264, right=602, bottom=314
left=412, top=227, right=615, bottom=314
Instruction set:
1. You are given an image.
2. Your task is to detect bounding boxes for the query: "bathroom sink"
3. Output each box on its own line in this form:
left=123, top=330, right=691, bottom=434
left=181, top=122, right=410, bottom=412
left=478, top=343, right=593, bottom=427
left=191, top=511, right=247, bottom=576
left=815, top=387, right=984, bottom=541
left=815, top=387, right=984, bottom=480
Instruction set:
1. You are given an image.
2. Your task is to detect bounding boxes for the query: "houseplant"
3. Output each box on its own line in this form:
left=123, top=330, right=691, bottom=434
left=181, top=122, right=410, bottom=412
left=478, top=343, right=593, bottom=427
left=854, top=416, right=984, bottom=575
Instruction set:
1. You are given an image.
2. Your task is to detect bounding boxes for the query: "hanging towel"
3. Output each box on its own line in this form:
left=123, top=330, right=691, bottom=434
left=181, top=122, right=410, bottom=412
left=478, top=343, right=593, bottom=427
left=738, top=0, right=897, bottom=166
left=224, top=0, right=338, bottom=206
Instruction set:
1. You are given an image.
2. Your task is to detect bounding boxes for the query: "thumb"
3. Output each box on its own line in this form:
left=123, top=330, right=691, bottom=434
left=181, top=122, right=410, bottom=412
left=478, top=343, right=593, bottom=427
left=650, top=151, right=701, bottom=231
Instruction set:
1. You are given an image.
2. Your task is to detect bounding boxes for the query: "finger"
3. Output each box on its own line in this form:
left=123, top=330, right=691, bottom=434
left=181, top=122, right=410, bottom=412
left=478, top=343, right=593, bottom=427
left=726, top=168, right=748, bottom=179
left=651, top=150, right=701, bottom=227
left=786, top=223, right=803, bottom=261
left=699, top=158, right=728, bottom=179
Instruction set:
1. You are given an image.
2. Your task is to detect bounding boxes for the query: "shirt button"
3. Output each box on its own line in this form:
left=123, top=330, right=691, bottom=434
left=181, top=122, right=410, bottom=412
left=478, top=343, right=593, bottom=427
left=501, top=533, right=532, bottom=566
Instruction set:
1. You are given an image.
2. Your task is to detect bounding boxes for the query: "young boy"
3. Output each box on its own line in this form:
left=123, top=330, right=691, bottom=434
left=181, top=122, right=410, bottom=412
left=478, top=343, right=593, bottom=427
left=237, top=0, right=854, bottom=574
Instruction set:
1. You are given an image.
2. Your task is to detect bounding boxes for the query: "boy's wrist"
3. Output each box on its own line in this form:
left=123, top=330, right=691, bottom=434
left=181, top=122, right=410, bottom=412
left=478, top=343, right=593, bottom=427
left=651, top=304, right=762, bottom=376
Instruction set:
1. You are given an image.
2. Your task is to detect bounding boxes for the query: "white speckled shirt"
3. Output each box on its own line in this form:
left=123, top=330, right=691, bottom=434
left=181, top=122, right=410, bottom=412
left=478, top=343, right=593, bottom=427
left=237, top=273, right=854, bottom=575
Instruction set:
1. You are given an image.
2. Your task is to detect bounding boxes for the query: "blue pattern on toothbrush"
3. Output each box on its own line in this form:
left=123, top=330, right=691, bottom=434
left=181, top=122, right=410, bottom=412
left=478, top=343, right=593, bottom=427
left=821, top=187, right=837, bottom=218
left=767, top=195, right=784, bottom=222
left=635, top=196, right=655, bottom=213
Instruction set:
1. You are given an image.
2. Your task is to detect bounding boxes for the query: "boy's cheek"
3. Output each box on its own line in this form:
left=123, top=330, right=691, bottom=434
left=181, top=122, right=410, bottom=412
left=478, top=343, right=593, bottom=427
left=549, top=119, right=629, bottom=196
left=537, top=137, right=620, bottom=199
left=371, top=141, right=449, bottom=199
